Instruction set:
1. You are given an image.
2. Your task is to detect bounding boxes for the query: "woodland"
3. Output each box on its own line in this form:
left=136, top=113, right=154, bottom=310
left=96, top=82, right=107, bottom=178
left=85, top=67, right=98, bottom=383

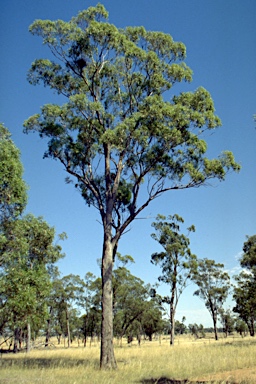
left=0, top=4, right=255, bottom=379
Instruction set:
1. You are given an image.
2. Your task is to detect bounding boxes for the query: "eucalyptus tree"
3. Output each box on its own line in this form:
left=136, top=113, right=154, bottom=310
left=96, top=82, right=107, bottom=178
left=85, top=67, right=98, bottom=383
left=140, top=302, right=164, bottom=341
left=0, top=123, right=27, bottom=266
left=175, top=316, right=187, bottom=335
left=24, top=4, right=240, bottom=368
left=240, top=235, right=256, bottom=272
left=79, top=272, right=101, bottom=346
left=47, top=274, right=85, bottom=347
left=234, top=318, right=248, bottom=337
left=112, top=263, right=150, bottom=340
left=192, top=258, right=230, bottom=340
left=232, top=235, right=256, bottom=337
left=151, top=214, right=197, bottom=345
left=233, top=272, right=256, bottom=337
left=0, top=214, right=65, bottom=350
left=219, top=308, right=235, bottom=337
left=188, top=323, right=205, bottom=339
left=0, top=123, right=27, bottom=225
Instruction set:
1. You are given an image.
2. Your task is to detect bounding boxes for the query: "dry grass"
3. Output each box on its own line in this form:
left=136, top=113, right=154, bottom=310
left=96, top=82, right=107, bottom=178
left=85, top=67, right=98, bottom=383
left=0, top=335, right=255, bottom=383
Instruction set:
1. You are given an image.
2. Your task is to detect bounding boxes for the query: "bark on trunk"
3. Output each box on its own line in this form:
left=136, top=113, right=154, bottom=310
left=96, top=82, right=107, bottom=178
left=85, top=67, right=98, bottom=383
left=213, top=313, right=218, bottom=340
left=170, top=308, right=175, bottom=345
left=100, top=233, right=117, bottom=369
left=13, top=327, right=20, bottom=353
left=248, top=319, right=255, bottom=337
left=26, top=322, right=31, bottom=353
left=170, top=267, right=177, bottom=346
left=45, top=306, right=53, bottom=347
left=66, top=308, right=71, bottom=348
left=100, top=143, right=118, bottom=369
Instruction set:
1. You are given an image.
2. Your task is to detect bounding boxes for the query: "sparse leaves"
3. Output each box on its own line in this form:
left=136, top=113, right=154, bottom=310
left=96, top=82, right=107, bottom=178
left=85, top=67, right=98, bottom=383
left=192, top=258, right=230, bottom=340
left=151, top=214, right=197, bottom=345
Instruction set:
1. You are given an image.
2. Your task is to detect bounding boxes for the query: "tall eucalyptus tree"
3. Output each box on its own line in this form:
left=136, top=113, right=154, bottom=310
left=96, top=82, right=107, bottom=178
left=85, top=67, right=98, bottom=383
left=24, top=4, right=240, bottom=368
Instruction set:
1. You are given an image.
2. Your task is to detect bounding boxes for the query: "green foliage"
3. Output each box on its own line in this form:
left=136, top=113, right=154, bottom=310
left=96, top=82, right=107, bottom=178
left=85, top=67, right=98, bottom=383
left=45, top=275, right=85, bottom=346
left=234, top=318, right=248, bottom=337
left=23, top=3, right=240, bottom=366
left=151, top=214, right=197, bottom=344
left=23, top=3, right=240, bottom=237
left=0, top=123, right=27, bottom=225
left=113, top=263, right=149, bottom=338
left=232, top=235, right=256, bottom=337
left=0, top=124, right=67, bottom=345
left=193, top=259, right=230, bottom=307
left=80, top=255, right=163, bottom=341
left=1, top=214, right=65, bottom=268
left=188, top=323, right=205, bottom=339
left=139, top=302, right=164, bottom=341
left=0, top=215, right=65, bottom=334
left=233, top=272, right=256, bottom=336
left=0, top=262, right=50, bottom=332
left=175, top=317, right=187, bottom=335
left=240, top=235, right=256, bottom=271
left=192, top=258, right=230, bottom=340
left=219, top=308, right=235, bottom=337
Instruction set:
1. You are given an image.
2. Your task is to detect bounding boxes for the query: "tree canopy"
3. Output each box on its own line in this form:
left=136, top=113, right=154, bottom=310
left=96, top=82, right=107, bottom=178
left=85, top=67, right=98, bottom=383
left=192, top=258, right=230, bottom=341
left=0, top=124, right=66, bottom=349
left=0, top=123, right=27, bottom=226
left=24, top=4, right=240, bottom=238
left=0, top=214, right=65, bottom=339
left=240, top=235, right=256, bottom=271
left=233, top=234, right=256, bottom=337
left=151, top=214, right=197, bottom=345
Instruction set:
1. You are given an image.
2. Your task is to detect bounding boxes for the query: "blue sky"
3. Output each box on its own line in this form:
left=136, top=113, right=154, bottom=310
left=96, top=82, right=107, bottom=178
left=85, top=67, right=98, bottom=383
left=1, top=0, right=256, bottom=326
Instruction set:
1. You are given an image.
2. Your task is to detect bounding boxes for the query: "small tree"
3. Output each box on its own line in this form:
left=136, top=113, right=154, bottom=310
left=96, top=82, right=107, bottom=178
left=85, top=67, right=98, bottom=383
left=48, top=275, right=85, bottom=347
left=234, top=318, right=248, bottom=337
left=140, top=302, right=164, bottom=341
left=151, top=214, right=197, bottom=345
left=219, top=308, right=235, bottom=337
left=188, top=323, right=205, bottom=339
left=112, top=255, right=150, bottom=340
left=0, top=125, right=65, bottom=350
left=24, top=4, right=240, bottom=368
left=233, top=272, right=256, bottom=337
left=0, top=214, right=65, bottom=351
left=80, top=272, right=101, bottom=347
left=192, top=258, right=230, bottom=341
left=232, top=235, right=256, bottom=337
left=175, top=317, right=187, bottom=335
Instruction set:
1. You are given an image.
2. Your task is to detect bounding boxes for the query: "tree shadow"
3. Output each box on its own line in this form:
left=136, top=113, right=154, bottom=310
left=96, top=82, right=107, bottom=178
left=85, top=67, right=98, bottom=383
left=139, top=378, right=234, bottom=384
left=0, top=356, right=97, bottom=369
left=140, top=379, right=191, bottom=384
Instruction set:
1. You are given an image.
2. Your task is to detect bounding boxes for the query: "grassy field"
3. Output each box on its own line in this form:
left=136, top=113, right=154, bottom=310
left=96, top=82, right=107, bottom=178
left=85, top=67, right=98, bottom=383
left=0, top=335, right=256, bottom=383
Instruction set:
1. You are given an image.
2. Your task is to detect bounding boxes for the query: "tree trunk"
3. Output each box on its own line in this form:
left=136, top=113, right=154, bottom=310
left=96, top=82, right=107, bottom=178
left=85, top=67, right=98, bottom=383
left=248, top=319, right=255, bottom=337
left=66, top=308, right=71, bottom=348
left=45, top=306, right=52, bottom=347
left=13, top=327, right=20, bottom=353
left=170, top=269, right=177, bottom=346
left=213, top=313, right=218, bottom=341
left=100, top=232, right=117, bottom=369
left=170, top=308, right=175, bottom=345
left=26, top=322, right=31, bottom=353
